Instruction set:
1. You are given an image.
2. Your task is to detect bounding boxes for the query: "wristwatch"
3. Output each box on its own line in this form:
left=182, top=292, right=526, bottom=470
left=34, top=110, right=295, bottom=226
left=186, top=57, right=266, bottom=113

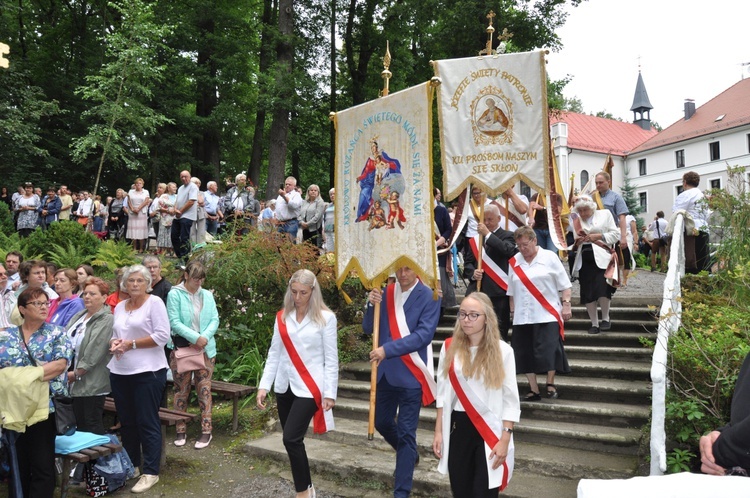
left=503, top=427, right=513, bottom=434
left=132, top=339, right=137, bottom=350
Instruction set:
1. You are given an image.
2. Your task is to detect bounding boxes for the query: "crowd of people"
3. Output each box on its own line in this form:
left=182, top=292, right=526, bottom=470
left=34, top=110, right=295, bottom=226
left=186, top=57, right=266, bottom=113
left=0, top=168, right=726, bottom=498
left=1, top=172, right=337, bottom=262
left=0, top=254, right=220, bottom=495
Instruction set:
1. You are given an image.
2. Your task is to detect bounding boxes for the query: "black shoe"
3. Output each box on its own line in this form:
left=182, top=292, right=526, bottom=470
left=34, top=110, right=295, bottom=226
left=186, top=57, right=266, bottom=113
left=588, top=326, right=600, bottom=335
left=600, top=320, right=611, bottom=331
left=546, top=384, right=559, bottom=399
left=523, top=391, right=541, bottom=401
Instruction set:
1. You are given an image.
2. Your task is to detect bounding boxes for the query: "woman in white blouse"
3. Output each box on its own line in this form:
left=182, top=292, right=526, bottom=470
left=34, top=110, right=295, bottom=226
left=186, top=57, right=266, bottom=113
left=257, top=269, right=338, bottom=498
left=433, top=292, right=520, bottom=497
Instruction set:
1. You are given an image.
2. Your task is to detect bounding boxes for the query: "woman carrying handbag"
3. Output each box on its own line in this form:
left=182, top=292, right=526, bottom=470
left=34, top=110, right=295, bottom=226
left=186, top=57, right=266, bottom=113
left=166, top=261, right=219, bottom=449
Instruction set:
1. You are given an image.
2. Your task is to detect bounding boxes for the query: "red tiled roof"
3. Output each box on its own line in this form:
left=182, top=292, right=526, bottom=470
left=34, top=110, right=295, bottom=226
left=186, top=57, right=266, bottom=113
left=550, top=111, right=658, bottom=156
left=630, top=78, right=750, bottom=154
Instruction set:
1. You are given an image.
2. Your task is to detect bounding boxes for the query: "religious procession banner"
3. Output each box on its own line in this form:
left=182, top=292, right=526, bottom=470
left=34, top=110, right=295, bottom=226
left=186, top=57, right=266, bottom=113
left=333, top=82, right=438, bottom=291
left=433, top=50, right=549, bottom=200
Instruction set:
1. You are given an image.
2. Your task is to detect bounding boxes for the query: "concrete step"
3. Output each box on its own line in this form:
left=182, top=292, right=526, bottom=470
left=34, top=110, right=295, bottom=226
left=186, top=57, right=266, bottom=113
left=441, top=305, right=658, bottom=323
left=434, top=325, right=657, bottom=345
left=245, top=428, right=582, bottom=497
left=330, top=397, right=642, bottom=454
left=564, top=345, right=653, bottom=362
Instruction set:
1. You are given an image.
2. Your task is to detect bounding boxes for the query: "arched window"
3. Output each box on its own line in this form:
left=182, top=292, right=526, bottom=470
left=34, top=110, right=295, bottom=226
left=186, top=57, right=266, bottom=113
left=580, top=170, right=589, bottom=190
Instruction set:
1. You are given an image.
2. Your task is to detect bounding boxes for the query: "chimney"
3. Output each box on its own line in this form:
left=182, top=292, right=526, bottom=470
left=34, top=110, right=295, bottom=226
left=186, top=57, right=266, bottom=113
left=684, top=99, right=696, bottom=120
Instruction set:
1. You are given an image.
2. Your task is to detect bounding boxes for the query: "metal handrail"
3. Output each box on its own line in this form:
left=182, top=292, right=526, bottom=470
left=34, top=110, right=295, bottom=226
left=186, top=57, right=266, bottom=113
left=650, top=213, right=686, bottom=475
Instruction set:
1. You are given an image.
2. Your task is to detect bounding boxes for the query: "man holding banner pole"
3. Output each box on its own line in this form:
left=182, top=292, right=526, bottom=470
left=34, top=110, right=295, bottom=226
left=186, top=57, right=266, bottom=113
left=464, top=204, right=517, bottom=342
left=364, top=266, right=441, bottom=498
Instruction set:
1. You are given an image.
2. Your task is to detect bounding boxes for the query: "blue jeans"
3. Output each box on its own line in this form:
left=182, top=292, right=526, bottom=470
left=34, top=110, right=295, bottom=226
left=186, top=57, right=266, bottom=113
left=205, top=218, right=218, bottom=236
left=110, top=369, right=167, bottom=475
left=171, top=217, right=193, bottom=261
left=375, top=377, right=423, bottom=498
left=94, top=216, right=104, bottom=232
left=534, top=228, right=558, bottom=252
left=277, top=219, right=299, bottom=242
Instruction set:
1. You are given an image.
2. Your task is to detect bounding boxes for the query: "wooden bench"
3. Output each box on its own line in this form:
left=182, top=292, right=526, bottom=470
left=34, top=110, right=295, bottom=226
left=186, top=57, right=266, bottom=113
left=210, top=381, right=256, bottom=431
left=56, top=442, right=122, bottom=498
left=166, top=379, right=255, bottom=431
left=103, top=397, right=195, bottom=467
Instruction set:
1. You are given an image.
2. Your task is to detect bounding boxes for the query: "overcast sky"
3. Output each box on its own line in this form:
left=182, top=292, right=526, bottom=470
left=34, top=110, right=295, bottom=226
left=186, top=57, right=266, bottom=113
left=545, top=0, right=750, bottom=128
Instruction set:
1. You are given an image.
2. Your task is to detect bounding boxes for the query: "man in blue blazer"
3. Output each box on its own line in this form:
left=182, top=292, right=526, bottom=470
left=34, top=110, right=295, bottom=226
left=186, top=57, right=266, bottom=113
left=364, top=266, right=441, bottom=498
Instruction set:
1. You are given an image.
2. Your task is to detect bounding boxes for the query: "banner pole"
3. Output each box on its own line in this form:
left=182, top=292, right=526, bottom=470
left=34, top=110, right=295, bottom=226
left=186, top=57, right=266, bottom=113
left=368, top=299, right=381, bottom=440
left=476, top=196, right=486, bottom=292
left=504, top=197, right=510, bottom=231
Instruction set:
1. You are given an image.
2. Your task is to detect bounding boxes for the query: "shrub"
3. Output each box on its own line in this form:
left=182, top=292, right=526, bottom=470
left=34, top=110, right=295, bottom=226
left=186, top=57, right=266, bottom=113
left=0, top=232, right=22, bottom=262
left=92, top=239, right=139, bottom=273
left=20, top=221, right=100, bottom=262
left=0, top=202, right=14, bottom=237
left=47, top=242, right=95, bottom=269
left=198, top=230, right=338, bottom=382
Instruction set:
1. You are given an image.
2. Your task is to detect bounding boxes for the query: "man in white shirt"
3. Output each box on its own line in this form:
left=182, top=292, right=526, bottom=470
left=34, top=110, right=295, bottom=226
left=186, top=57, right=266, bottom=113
left=76, top=191, right=93, bottom=220
left=276, top=176, right=303, bottom=242
left=5, top=251, right=22, bottom=292
left=673, top=171, right=710, bottom=274
left=171, top=170, right=198, bottom=263
left=58, top=185, right=73, bottom=221
left=0, top=265, right=17, bottom=329
left=204, top=181, right=222, bottom=236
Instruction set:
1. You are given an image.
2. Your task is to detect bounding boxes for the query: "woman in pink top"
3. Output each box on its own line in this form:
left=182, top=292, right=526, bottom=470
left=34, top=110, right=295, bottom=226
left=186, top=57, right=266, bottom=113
left=108, top=264, right=170, bottom=494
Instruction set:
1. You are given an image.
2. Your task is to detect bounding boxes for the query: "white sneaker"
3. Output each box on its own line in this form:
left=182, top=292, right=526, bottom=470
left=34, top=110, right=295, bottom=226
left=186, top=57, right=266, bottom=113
left=131, top=474, right=159, bottom=493
left=308, top=484, right=316, bottom=498
left=129, top=468, right=141, bottom=481
left=174, top=434, right=187, bottom=447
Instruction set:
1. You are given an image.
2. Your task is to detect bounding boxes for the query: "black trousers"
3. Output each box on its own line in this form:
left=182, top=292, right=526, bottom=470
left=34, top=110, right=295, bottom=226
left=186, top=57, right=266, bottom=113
left=448, top=411, right=499, bottom=498
left=491, top=295, right=511, bottom=342
left=15, top=415, right=57, bottom=498
left=73, top=395, right=106, bottom=435
left=276, top=388, right=317, bottom=493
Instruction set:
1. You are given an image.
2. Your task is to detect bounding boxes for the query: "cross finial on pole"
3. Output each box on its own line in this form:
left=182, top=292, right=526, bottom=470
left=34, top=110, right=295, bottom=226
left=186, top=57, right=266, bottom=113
left=479, top=11, right=496, bottom=56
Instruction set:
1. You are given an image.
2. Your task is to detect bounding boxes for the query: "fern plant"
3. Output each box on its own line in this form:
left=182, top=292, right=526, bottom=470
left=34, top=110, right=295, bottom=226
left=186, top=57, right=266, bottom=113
left=0, top=232, right=23, bottom=261
left=92, top=240, right=138, bottom=272
left=47, top=242, right=95, bottom=269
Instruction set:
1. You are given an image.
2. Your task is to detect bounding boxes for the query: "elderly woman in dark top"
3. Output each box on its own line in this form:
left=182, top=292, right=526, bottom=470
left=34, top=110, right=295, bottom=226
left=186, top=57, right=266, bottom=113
left=300, top=184, right=325, bottom=248
left=0, top=288, right=73, bottom=497
left=66, top=277, right=113, bottom=434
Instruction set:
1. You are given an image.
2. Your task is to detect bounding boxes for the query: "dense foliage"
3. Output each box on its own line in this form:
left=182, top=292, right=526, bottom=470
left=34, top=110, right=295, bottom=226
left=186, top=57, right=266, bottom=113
left=195, top=228, right=365, bottom=384
left=0, top=0, right=584, bottom=198
left=20, top=221, right=101, bottom=262
left=662, top=166, right=750, bottom=472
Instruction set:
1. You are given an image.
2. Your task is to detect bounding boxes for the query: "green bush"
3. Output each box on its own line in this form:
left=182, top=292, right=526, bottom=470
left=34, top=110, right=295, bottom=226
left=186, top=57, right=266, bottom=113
left=20, top=221, right=100, bottom=261
left=0, top=202, right=14, bottom=237
left=92, top=239, right=139, bottom=273
left=197, top=230, right=339, bottom=383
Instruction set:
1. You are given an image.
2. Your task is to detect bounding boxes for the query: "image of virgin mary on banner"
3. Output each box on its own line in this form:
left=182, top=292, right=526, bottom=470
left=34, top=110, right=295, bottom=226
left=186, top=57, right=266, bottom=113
left=433, top=50, right=550, bottom=201
left=334, top=82, right=438, bottom=291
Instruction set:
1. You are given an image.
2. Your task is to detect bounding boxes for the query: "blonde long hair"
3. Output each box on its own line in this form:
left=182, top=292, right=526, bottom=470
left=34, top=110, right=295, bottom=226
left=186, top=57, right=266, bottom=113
left=441, top=292, right=505, bottom=389
left=282, top=269, right=330, bottom=328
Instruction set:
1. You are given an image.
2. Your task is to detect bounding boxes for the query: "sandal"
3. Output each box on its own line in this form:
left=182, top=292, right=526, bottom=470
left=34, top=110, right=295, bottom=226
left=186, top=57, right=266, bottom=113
left=523, top=391, right=541, bottom=401
left=547, top=384, right=559, bottom=399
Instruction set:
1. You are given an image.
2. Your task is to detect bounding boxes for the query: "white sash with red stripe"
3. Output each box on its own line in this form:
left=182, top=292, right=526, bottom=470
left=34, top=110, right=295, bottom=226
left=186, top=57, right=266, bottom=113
left=468, top=235, right=508, bottom=291
left=385, top=284, right=436, bottom=406
left=509, top=255, right=565, bottom=340
left=276, top=311, right=334, bottom=433
left=445, top=338, right=513, bottom=490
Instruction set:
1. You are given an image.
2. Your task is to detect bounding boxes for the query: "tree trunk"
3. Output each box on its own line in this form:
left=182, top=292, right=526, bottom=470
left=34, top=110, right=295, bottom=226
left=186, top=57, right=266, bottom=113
left=193, top=16, right=220, bottom=181
left=265, top=0, right=294, bottom=197
left=328, top=0, right=336, bottom=184
left=248, top=0, right=275, bottom=191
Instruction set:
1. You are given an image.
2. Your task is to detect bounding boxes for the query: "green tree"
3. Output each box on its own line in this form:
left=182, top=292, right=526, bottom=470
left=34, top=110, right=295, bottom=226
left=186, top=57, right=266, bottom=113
left=70, top=0, right=173, bottom=198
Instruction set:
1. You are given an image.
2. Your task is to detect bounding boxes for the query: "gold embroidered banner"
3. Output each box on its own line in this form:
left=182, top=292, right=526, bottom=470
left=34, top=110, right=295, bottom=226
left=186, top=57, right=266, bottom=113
left=334, top=82, right=438, bottom=291
left=433, top=51, right=549, bottom=200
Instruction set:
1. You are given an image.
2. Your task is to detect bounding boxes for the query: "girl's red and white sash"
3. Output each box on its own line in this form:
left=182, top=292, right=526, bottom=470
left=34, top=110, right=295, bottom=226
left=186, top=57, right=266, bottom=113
left=468, top=236, right=509, bottom=291
left=385, top=284, right=436, bottom=406
left=509, top=255, right=565, bottom=340
left=445, top=338, right=512, bottom=490
left=276, top=310, right=334, bottom=434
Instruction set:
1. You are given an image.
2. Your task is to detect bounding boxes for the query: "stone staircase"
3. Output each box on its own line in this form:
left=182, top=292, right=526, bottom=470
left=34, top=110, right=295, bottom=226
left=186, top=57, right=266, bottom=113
left=246, top=300, right=657, bottom=497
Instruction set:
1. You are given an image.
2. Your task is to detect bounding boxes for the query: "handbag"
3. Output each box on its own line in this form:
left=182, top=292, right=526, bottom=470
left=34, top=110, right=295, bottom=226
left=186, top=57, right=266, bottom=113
left=52, top=395, right=77, bottom=436
left=173, top=346, right=206, bottom=374
left=21, top=332, right=77, bottom=436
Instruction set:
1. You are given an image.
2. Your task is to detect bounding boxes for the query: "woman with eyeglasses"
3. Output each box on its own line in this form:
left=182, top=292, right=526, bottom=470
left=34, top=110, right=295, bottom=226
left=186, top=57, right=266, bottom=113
left=65, top=277, right=113, bottom=434
left=0, top=288, right=72, bottom=497
left=108, top=264, right=170, bottom=494
left=433, top=292, right=520, bottom=497
left=166, top=261, right=219, bottom=449
left=507, top=226, right=573, bottom=401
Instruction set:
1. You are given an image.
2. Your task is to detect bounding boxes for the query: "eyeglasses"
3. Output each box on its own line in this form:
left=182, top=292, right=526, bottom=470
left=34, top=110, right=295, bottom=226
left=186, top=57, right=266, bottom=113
left=458, top=311, right=484, bottom=322
left=26, top=301, right=50, bottom=309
